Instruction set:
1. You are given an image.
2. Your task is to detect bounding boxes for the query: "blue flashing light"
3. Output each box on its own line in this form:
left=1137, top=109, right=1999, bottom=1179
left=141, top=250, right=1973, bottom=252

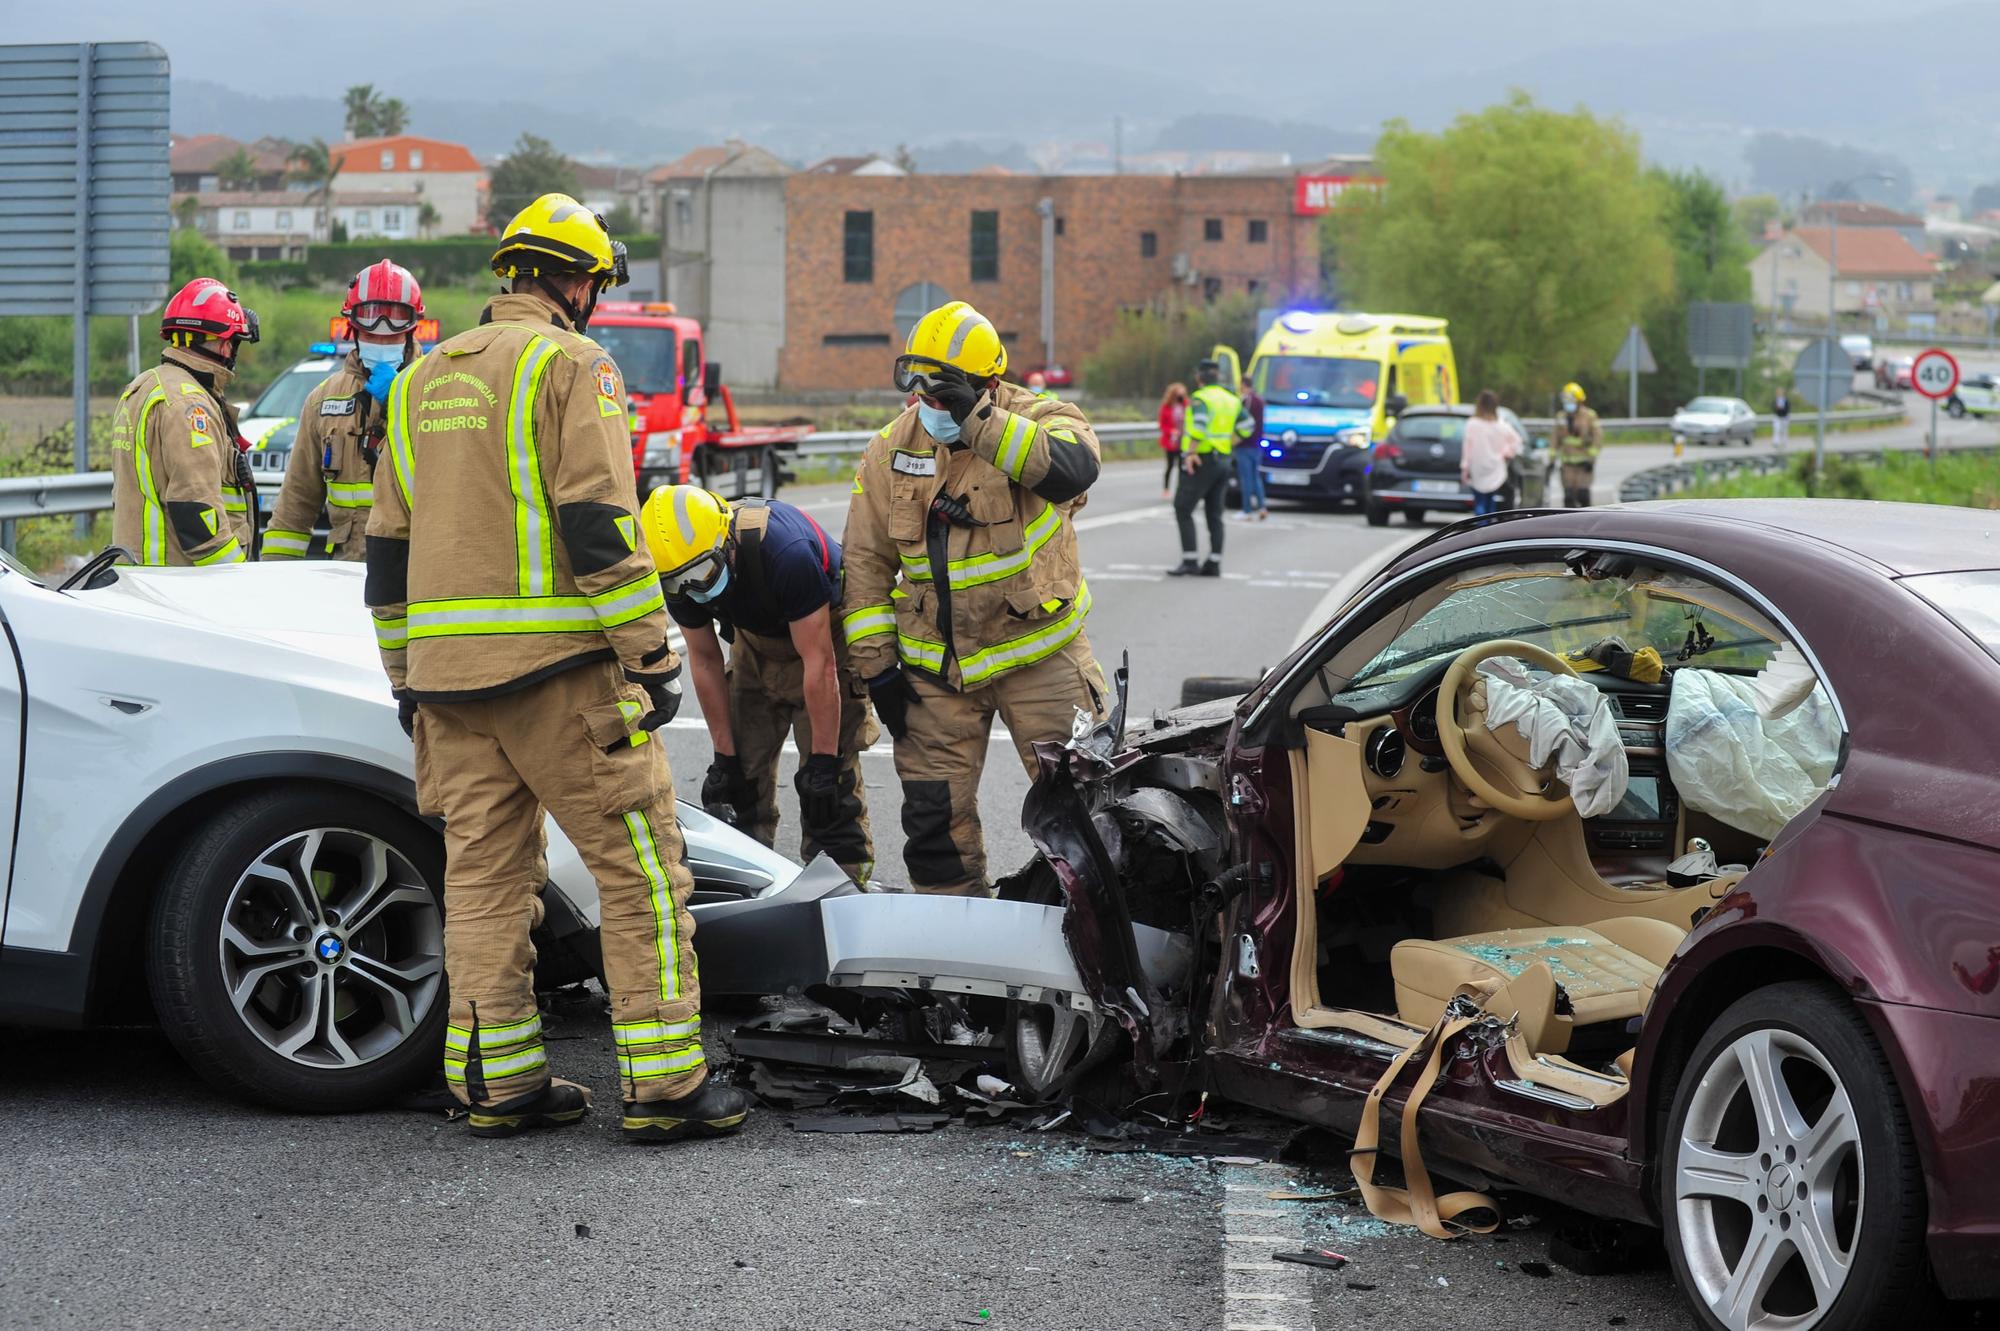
left=309, top=341, right=339, bottom=355
left=1271, top=448, right=1285, bottom=460
left=1296, top=392, right=1310, bottom=402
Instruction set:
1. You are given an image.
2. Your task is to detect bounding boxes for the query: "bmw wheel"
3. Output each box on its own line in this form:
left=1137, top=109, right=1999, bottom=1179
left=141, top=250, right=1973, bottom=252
left=1660, top=982, right=1932, bottom=1330
left=147, top=787, right=447, bottom=1112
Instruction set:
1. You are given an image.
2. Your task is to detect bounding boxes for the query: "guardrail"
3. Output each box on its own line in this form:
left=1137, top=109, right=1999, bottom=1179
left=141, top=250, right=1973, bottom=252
left=1618, top=439, right=1997, bottom=502
left=0, top=472, right=114, bottom=549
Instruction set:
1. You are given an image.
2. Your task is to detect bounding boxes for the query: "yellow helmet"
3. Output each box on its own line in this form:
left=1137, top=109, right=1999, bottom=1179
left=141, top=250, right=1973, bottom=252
left=1562, top=381, right=1586, bottom=403
left=491, top=192, right=629, bottom=287
left=893, top=300, right=1006, bottom=392
left=639, top=485, right=732, bottom=598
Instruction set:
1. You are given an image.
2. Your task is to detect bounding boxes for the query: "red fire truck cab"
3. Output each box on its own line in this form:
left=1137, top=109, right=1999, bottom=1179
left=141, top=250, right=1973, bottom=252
left=591, top=301, right=812, bottom=500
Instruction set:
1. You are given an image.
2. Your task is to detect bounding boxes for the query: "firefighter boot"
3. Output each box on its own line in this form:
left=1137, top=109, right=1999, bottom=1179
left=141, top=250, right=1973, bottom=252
left=622, top=1077, right=753, bottom=1143
left=467, top=1078, right=594, bottom=1138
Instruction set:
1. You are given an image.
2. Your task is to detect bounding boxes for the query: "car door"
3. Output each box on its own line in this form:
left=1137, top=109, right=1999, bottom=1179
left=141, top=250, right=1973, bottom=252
left=0, top=580, right=26, bottom=948
left=1209, top=343, right=1242, bottom=395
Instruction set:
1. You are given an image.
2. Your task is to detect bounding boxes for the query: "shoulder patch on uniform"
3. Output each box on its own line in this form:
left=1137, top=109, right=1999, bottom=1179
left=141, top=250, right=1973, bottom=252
left=614, top=514, right=637, bottom=551
left=178, top=382, right=204, bottom=396
left=319, top=396, right=358, bottom=417
left=591, top=355, right=623, bottom=418
left=185, top=401, right=215, bottom=446
left=876, top=423, right=895, bottom=439
left=890, top=451, right=937, bottom=476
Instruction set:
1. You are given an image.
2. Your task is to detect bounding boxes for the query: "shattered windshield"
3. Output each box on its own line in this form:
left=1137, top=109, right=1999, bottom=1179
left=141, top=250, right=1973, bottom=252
left=1344, top=564, right=1784, bottom=691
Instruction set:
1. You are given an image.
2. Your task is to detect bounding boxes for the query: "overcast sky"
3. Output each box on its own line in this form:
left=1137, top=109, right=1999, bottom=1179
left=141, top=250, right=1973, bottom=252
left=17, top=2, right=1999, bottom=188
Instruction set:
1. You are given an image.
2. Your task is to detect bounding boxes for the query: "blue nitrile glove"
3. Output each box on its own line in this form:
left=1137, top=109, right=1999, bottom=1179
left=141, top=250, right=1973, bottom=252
left=365, top=358, right=398, bottom=404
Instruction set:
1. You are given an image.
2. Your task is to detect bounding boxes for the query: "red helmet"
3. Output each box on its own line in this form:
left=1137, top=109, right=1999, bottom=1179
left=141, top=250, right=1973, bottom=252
left=343, top=259, right=424, bottom=334
left=160, top=278, right=259, bottom=345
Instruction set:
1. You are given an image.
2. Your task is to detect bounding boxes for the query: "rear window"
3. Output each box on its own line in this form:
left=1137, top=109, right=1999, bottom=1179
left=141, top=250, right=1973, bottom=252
left=1904, top=571, right=2000, bottom=662
left=1395, top=416, right=1466, bottom=443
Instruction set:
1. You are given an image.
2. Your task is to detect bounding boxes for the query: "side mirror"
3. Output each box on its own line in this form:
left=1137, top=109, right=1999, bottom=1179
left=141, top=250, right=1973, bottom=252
left=702, top=362, right=722, bottom=399
left=1385, top=393, right=1408, bottom=418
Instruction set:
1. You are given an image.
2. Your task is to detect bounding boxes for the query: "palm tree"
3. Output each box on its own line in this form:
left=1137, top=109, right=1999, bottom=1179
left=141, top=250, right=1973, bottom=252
left=377, top=97, right=409, bottom=136
left=287, top=137, right=345, bottom=238
left=417, top=200, right=440, bottom=238
left=343, top=84, right=378, bottom=139
left=216, top=147, right=259, bottom=191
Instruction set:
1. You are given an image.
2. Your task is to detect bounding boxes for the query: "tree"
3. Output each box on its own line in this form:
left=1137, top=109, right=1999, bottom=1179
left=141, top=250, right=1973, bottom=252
left=416, top=200, right=441, bottom=238
left=287, top=138, right=344, bottom=237
left=1336, top=94, right=1671, bottom=406
left=485, top=133, right=579, bottom=231
left=170, top=227, right=237, bottom=291
left=340, top=84, right=376, bottom=138
left=603, top=201, right=640, bottom=235
left=173, top=195, right=199, bottom=230
left=1731, top=193, right=1781, bottom=243
left=377, top=97, right=409, bottom=136
left=1633, top=169, right=1755, bottom=414
left=216, top=147, right=259, bottom=191
left=893, top=143, right=918, bottom=173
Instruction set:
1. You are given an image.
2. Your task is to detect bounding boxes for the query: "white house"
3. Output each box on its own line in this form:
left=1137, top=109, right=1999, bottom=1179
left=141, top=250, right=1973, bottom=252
left=329, top=191, right=426, bottom=240
left=174, top=191, right=323, bottom=260
left=331, top=135, right=487, bottom=234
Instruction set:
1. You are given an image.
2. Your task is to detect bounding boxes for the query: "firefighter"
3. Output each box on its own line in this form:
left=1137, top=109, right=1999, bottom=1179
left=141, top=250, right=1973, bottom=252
left=1024, top=370, right=1055, bottom=399
left=842, top=300, right=1108, bottom=897
left=639, top=486, right=876, bottom=883
left=1168, top=358, right=1253, bottom=576
left=110, top=278, right=261, bottom=566
left=265, top=261, right=425, bottom=560
left=1556, top=381, right=1603, bottom=507
left=365, top=193, right=748, bottom=1142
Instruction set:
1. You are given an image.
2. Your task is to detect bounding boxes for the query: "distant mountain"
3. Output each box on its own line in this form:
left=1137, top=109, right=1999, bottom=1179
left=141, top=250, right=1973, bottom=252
left=1148, top=114, right=1375, bottom=160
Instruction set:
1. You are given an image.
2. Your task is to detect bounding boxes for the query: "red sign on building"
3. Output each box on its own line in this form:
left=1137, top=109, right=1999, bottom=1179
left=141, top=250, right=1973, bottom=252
left=1293, top=176, right=1379, bottom=216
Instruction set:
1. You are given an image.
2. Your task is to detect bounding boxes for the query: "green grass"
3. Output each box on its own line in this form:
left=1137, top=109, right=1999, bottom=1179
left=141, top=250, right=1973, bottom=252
left=1685, top=449, right=2000, bottom=507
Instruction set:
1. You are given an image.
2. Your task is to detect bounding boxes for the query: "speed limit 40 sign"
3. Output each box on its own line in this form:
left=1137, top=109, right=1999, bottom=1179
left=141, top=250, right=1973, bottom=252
left=1911, top=347, right=1960, bottom=400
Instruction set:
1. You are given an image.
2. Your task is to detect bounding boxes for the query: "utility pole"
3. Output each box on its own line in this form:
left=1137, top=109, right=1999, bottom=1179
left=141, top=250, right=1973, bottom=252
left=1037, top=197, right=1056, bottom=368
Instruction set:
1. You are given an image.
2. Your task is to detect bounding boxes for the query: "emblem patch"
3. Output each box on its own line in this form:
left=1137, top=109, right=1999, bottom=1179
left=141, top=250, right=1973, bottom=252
left=890, top=451, right=937, bottom=477
left=185, top=403, right=215, bottom=445
left=592, top=356, right=623, bottom=418
left=320, top=397, right=358, bottom=417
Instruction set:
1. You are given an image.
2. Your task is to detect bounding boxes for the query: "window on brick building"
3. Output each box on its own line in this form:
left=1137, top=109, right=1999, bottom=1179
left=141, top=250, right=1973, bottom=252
left=970, top=210, right=999, bottom=282
left=1140, top=231, right=1157, bottom=258
left=1248, top=218, right=1268, bottom=243
left=1054, top=216, right=1065, bottom=236
left=1247, top=278, right=1262, bottom=296
left=1203, top=218, right=1222, bottom=242
left=843, top=211, right=874, bottom=283
left=1203, top=276, right=1222, bottom=302
left=823, top=333, right=892, bottom=346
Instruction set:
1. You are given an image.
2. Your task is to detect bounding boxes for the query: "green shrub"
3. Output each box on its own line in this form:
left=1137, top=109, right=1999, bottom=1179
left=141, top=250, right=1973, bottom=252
left=1082, top=294, right=1260, bottom=399
left=238, top=259, right=311, bottom=289
left=299, top=235, right=656, bottom=288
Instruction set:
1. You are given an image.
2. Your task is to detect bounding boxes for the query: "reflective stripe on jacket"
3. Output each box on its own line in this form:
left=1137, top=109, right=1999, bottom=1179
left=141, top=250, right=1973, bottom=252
left=839, top=381, right=1101, bottom=691
left=1185, top=384, right=1250, bottom=455
left=266, top=351, right=390, bottom=561
left=363, top=290, right=674, bottom=700
left=110, top=349, right=253, bottom=567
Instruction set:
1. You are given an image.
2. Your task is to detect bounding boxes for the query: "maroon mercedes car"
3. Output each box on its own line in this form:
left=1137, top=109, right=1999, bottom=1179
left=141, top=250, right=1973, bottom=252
left=1017, top=499, right=2000, bottom=1331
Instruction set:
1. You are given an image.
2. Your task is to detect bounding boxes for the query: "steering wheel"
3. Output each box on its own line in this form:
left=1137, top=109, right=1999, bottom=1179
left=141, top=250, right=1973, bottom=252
left=1435, top=640, right=1580, bottom=822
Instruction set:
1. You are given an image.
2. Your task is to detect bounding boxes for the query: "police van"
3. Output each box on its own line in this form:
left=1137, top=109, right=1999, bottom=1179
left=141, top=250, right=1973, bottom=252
left=1244, top=312, right=1458, bottom=505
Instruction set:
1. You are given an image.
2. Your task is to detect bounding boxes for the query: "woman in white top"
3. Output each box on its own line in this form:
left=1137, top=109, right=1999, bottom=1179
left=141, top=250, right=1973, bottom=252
left=1460, top=389, right=1522, bottom=517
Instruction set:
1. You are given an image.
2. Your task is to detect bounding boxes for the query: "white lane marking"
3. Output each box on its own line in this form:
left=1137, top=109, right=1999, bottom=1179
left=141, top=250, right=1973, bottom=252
left=1074, top=502, right=1173, bottom=531
left=1220, top=1163, right=1313, bottom=1331
left=1289, top=532, right=1425, bottom=650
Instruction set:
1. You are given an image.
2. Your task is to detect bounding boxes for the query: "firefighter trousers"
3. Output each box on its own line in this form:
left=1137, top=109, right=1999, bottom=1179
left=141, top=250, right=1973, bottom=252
left=894, top=637, right=1108, bottom=896
left=415, top=660, right=705, bottom=1107
left=729, top=626, right=878, bottom=882
left=1561, top=462, right=1596, bottom=507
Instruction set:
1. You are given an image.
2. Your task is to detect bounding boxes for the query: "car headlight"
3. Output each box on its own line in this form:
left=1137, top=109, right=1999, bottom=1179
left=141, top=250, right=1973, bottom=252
left=640, top=432, right=682, bottom=472
left=1338, top=427, right=1370, bottom=447
left=1280, top=428, right=1299, bottom=446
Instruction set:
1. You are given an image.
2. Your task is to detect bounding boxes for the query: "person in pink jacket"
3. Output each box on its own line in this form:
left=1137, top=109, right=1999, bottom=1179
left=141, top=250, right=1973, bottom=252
left=1460, top=389, right=1522, bottom=517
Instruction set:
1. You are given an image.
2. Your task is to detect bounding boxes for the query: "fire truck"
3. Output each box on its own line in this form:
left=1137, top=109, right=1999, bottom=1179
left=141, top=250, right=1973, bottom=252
left=589, top=301, right=812, bottom=500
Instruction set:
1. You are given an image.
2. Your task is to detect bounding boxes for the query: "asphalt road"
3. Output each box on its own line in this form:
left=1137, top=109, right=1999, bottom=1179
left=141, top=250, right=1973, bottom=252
left=3, top=403, right=1994, bottom=1331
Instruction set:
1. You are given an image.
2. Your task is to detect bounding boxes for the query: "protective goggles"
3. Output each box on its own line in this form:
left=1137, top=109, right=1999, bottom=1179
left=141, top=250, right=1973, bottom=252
left=893, top=355, right=955, bottom=397
left=658, top=549, right=726, bottom=599
left=349, top=302, right=419, bottom=333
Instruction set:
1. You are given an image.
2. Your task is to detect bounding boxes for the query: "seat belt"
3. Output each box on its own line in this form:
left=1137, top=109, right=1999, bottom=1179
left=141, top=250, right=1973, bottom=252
left=1350, top=1010, right=1503, bottom=1240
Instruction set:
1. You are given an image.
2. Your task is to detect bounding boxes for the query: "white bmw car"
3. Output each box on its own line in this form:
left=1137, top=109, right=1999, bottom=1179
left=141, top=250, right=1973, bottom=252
left=0, top=548, right=798, bottom=1110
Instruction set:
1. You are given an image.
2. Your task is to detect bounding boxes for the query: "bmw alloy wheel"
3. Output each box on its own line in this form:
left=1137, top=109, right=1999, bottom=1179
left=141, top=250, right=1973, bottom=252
left=1673, top=1027, right=1862, bottom=1329
left=218, top=827, right=444, bottom=1069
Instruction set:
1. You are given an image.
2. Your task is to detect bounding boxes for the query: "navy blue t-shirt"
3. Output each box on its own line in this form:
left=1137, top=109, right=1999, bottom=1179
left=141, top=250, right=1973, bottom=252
left=667, top=499, right=841, bottom=639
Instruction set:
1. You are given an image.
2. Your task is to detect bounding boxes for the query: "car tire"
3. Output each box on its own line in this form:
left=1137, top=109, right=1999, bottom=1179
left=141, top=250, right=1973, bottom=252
left=1364, top=502, right=1390, bottom=527
left=1659, top=981, right=1933, bottom=1331
left=147, top=787, right=448, bottom=1113
left=1948, top=399, right=1965, bottom=419
left=1402, top=508, right=1427, bottom=525
left=1180, top=675, right=1259, bottom=707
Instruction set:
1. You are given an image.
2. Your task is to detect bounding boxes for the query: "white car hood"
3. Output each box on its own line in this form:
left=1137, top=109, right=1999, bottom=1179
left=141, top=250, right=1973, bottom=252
left=86, top=562, right=380, bottom=674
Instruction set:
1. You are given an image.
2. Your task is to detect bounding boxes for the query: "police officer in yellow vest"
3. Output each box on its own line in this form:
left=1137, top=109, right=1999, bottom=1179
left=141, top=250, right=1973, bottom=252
left=841, top=301, right=1108, bottom=896
left=365, top=193, right=748, bottom=1142
left=1168, top=359, right=1253, bottom=577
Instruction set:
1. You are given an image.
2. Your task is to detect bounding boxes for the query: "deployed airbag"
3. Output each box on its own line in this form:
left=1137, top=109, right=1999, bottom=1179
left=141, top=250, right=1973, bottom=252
left=1476, top=659, right=1629, bottom=818
left=1666, top=667, right=1840, bottom=840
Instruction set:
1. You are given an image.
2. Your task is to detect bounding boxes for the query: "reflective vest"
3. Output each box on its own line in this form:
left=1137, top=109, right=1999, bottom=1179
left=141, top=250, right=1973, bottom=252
left=1185, top=384, right=1246, bottom=455
left=265, top=351, right=388, bottom=561
left=109, top=349, right=255, bottom=567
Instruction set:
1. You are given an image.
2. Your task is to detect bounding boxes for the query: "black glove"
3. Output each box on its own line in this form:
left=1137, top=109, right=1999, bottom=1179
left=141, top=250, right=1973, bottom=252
left=701, top=753, right=754, bottom=825
left=396, top=693, right=416, bottom=738
left=925, top=363, right=983, bottom=425
left=794, top=752, right=842, bottom=835
left=624, top=664, right=683, bottom=728
left=866, top=667, right=923, bottom=742
left=929, top=492, right=987, bottom=530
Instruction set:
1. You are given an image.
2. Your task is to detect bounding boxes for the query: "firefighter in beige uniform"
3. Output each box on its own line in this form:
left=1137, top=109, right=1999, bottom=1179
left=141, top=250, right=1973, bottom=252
left=265, top=260, right=426, bottom=560
left=842, top=301, right=1107, bottom=897
left=365, top=193, right=748, bottom=1141
left=110, top=277, right=261, bottom=566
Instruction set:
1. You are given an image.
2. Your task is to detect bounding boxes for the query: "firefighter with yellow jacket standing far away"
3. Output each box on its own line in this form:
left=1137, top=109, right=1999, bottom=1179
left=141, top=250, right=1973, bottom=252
left=110, top=277, right=261, bottom=566
left=640, top=487, right=876, bottom=883
left=264, top=261, right=425, bottom=560
left=365, top=193, right=749, bottom=1142
left=1555, top=381, right=1603, bottom=507
left=842, top=301, right=1109, bottom=897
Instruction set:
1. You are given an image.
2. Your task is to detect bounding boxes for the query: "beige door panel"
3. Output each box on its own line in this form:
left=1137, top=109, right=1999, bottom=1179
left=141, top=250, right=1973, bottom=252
left=1303, top=725, right=1372, bottom=881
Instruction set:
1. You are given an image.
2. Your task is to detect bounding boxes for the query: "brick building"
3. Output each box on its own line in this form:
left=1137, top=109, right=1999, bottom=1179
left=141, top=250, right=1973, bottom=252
left=667, top=168, right=1340, bottom=390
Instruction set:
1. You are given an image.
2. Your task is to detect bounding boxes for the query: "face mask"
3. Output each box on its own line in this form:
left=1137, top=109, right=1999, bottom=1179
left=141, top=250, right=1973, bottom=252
left=357, top=341, right=402, bottom=367
left=917, top=402, right=961, bottom=443
left=687, top=564, right=731, bottom=603
left=1561, top=396, right=1578, bottom=412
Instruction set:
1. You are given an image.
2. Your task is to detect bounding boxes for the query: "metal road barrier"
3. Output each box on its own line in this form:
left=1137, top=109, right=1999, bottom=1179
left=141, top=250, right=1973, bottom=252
left=0, top=471, right=115, bottom=550
left=1619, top=440, right=1999, bottom=502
